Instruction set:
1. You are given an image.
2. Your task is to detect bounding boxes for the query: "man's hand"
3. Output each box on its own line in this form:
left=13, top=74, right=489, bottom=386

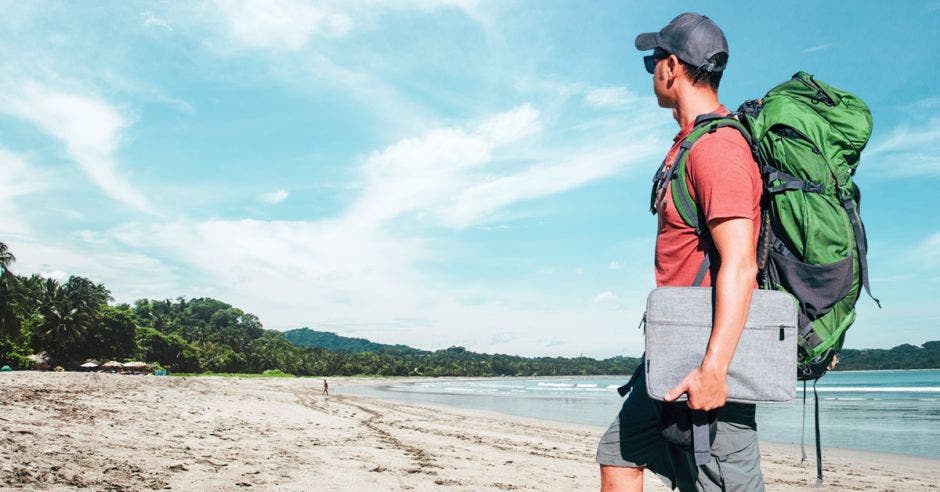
left=664, top=362, right=729, bottom=410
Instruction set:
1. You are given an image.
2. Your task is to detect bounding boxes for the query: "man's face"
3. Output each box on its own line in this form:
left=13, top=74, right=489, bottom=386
left=647, top=48, right=673, bottom=108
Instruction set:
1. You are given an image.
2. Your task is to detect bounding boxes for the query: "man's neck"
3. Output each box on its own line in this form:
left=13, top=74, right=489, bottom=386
left=672, top=89, right=721, bottom=129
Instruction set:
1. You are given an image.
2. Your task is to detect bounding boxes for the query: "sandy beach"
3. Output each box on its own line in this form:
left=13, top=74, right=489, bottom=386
left=1, top=372, right=937, bottom=491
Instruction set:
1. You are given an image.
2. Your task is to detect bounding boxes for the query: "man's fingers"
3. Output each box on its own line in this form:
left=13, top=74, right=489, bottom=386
left=664, top=379, right=689, bottom=402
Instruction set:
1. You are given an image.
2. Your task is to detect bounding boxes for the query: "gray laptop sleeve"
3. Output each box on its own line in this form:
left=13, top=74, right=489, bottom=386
left=644, top=287, right=798, bottom=404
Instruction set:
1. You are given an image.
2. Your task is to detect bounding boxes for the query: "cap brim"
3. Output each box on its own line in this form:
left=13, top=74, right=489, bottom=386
left=635, top=32, right=659, bottom=51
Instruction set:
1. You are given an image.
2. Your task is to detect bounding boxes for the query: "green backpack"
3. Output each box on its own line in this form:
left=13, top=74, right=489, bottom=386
left=652, top=71, right=879, bottom=380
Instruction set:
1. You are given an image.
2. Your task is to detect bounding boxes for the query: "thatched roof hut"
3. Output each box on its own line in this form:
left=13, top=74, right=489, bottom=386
left=101, top=361, right=124, bottom=372
left=123, top=361, right=149, bottom=374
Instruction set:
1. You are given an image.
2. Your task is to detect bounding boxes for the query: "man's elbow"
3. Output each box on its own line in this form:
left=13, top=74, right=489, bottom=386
left=721, top=255, right=758, bottom=281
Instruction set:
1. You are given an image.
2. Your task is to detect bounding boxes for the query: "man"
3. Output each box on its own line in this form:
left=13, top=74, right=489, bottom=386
left=595, top=13, right=763, bottom=491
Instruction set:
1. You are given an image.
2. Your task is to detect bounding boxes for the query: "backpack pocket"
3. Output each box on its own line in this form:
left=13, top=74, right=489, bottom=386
left=766, top=248, right=854, bottom=320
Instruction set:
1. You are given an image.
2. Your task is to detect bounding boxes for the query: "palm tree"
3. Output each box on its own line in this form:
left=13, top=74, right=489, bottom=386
left=0, top=241, right=19, bottom=340
left=0, top=241, right=15, bottom=276
left=34, top=276, right=110, bottom=362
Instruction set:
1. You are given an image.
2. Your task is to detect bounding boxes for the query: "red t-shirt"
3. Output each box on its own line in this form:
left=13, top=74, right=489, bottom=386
left=654, top=106, right=762, bottom=287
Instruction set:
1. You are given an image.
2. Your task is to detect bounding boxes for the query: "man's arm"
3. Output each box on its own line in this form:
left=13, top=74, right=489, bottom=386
left=663, top=216, right=757, bottom=410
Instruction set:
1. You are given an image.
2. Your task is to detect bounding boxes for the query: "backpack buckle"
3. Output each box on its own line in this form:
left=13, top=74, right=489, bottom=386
left=803, top=182, right=825, bottom=193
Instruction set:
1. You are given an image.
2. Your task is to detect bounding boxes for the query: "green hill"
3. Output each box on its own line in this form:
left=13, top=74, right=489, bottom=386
left=836, top=341, right=940, bottom=371
left=282, top=328, right=940, bottom=373
left=282, top=328, right=426, bottom=354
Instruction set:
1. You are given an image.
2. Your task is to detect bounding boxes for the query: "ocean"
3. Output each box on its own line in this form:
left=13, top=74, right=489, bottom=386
left=338, top=369, right=940, bottom=459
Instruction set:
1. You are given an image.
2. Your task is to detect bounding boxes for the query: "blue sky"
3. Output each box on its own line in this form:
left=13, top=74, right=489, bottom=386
left=2, top=1, right=939, bottom=357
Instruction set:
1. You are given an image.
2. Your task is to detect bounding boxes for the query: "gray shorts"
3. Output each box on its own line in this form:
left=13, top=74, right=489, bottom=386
left=596, top=368, right=765, bottom=491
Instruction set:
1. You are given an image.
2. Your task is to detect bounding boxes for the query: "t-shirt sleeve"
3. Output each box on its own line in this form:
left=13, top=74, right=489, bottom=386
left=685, top=130, right=761, bottom=223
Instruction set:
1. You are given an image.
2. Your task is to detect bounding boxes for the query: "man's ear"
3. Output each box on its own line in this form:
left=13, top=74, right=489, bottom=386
left=665, top=54, right=681, bottom=82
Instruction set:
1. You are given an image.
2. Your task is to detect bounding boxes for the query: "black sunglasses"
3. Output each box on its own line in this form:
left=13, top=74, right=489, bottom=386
left=643, top=50, right=670, bottom=74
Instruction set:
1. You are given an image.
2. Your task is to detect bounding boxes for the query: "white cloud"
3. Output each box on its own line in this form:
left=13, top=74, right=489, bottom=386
left=300, top=51, right=433, bottom=133
left=584, top=86, right=638, bottom=109
left=868, top=119, right=940, bottom=154
left=477, top=103, right=540, bottom=144
left=865, top=118, right=940, bottom=177
left=346, top=102, right=661, bottom=229
left=438, top=138, right=659, bottom=228
left=348, top=104, right=545, bottom=227
left=8, top=235, right=182, bottom=302
left=349, top=127, right=493, bottom=225
left=141, top=11, right=172, bottom=30
left=39, top=270, right=67, bottom=281
left=200, top=0, right=492, bottom=132
left=260, top=189, right=289, bottom=204
left=913, top=232, right=940, bottom=267
left=490, top=332, right=516, bottom=345
left=802, top=43, right=832, bottom=53
left=513, top=76, right=586, bottom=100
left=213, top=0, right=353, bottom=51
left=0, top=148, right=49, bottom=235
left=0, top=81, right=151, bottom=212
left=907, top=97, right=940, bottom=110
left=593, top=291, right=617, bottom=303
left=210, top=0, right=486, bottom=54
left=414, top=0, right=481, bottom=12
left=50, top=208, right=85, bottom=220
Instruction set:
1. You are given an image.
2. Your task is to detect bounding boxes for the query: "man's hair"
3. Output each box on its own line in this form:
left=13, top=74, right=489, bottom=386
left=678, top=52, right=727, bottom=91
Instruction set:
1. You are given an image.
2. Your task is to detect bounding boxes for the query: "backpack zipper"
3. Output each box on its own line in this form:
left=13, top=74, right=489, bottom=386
left=795, top=72, right=836, bottom=107
left=771, top=125, right=821, bottom=154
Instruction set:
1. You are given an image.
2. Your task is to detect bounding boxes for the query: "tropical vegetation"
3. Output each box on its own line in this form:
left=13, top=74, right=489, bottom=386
left=0, top=242, right=639, bottom=376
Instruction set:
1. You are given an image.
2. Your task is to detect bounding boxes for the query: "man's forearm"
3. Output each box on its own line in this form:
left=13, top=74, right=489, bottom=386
left=701, top=255, right=757, bottom=375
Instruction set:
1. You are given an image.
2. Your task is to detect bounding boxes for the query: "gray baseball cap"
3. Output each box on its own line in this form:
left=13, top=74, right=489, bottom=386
left=635, top=12, right=728, bottom=73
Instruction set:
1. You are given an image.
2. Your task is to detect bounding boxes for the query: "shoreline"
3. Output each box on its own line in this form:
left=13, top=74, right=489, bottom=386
left=337, top=373, right=940, bottom=460
left=339, top=381, right=940, bottom=460
left=153, top=367, right=940, bottom=378
left=2, top=372, right=937, bottom=490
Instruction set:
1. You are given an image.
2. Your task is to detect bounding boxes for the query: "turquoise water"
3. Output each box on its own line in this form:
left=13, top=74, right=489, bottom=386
left=338, top=369, right=940, bottom=459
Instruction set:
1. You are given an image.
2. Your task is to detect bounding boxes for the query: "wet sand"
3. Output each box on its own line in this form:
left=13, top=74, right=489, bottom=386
left=1, top=372, right=937, bottom=490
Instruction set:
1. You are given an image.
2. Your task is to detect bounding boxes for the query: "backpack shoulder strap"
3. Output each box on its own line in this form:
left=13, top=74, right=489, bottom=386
left=669, top=116, right=752, bottom=235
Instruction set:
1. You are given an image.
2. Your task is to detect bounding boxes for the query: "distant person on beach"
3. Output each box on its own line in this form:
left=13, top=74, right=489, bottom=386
left=322, top=379, right=329, bottom=396
left=596, top=13, right=764, bottom=491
